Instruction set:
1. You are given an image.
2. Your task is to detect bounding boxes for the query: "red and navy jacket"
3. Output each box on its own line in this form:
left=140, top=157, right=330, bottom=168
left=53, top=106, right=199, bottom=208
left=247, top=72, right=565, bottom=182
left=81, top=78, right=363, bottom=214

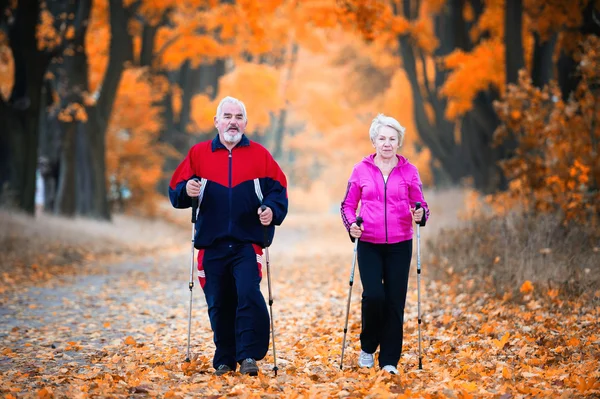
left=169, top=134, right=288, bottom=249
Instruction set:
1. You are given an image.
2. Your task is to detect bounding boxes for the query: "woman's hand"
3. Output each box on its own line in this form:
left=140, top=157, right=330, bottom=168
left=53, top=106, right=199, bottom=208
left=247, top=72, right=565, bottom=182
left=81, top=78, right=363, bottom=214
left=350, top=222, right=364, bottom=238
left=410, top=207, right=424, bottom=223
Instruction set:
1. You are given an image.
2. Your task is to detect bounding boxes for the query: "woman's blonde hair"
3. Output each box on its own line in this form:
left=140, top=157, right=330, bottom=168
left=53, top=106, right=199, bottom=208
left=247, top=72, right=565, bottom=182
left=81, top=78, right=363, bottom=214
left=369, top=113, right=406, bottom=146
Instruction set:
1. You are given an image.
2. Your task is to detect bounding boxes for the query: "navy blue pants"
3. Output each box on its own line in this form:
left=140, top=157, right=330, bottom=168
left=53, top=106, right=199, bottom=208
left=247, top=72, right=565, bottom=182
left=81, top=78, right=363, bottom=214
left=357, top=239, right=412, bottom=367
left=199, top=242, right=270, bottom=370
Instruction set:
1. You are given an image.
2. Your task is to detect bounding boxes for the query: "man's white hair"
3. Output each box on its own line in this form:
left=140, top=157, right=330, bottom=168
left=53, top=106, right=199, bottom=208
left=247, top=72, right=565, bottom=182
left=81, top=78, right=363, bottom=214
left=216, top=96, right=248, bottom=121
left=369, top=113, right=406, bottom=146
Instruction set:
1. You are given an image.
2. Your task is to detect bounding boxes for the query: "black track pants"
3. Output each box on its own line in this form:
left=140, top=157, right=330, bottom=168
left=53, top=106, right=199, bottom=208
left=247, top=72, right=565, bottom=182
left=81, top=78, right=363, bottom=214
left=357, top=239, right=412, bottom=367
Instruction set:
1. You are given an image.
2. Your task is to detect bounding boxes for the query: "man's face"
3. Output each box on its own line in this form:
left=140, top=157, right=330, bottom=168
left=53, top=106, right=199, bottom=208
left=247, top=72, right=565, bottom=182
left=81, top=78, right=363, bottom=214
left=214, top=102, right=247, bottom=144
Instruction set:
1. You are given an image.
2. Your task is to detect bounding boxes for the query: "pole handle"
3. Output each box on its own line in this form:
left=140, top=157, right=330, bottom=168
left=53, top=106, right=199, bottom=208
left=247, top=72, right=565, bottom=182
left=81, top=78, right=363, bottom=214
left=191, top=197, right=198, bottom=223
left=191, top=178, right=200, bottom=223
left=415, top=202, right=425, bottom=226
left=355, top=216, right=363, bottom=227
left=260, top=204, right=270, bottom=248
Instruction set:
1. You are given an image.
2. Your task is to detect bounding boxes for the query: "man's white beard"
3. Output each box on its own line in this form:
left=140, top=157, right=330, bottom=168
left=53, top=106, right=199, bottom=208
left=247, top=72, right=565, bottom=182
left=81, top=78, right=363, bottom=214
left=224, top=131, right=242, bottom=143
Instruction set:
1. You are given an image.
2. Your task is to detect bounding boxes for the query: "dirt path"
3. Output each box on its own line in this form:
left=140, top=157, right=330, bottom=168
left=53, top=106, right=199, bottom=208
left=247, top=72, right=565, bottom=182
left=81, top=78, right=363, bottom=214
left=1, top=193, right=598, bottom=398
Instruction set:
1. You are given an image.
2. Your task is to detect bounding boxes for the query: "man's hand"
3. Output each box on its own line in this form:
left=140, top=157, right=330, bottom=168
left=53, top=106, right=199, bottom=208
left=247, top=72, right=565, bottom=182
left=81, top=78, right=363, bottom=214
left=350, top=222, right=363, bottom=238
left=410, top=207, right=424, bottom=223
left=186, top=179, right=202, bottom=197
left=258, top=206, right=273, bottom=226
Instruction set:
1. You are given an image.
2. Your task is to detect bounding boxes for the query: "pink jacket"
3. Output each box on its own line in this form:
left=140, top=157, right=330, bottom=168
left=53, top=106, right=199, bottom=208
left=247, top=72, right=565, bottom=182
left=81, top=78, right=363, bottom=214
left=341, top=154, right=430, bottom=244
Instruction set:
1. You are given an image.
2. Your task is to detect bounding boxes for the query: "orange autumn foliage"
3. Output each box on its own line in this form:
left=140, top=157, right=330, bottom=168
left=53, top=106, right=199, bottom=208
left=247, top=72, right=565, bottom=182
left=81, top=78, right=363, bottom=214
left=0, top=32, right=13, bottom=100
left=441, top=39, right=505, bottom=120
left=36, top=7, right=61, bottom=50
left=332, top=0, right=436, bottom=51
left=440, top=0, right=593, bottom=120
left=492, top=36, right=600, bottom=226
left=1, top=0, right=434, bottom=216
left=190, top=62, right=284, bottom=133
left=525, top=0, right=591, bottom=40
left=282, top=29, right=431, bottom=207
left=156, top=0, right=293, bottom=70
left=85, top=0, right=109, bottom=95
left=105, top=69, right=165, bottom=216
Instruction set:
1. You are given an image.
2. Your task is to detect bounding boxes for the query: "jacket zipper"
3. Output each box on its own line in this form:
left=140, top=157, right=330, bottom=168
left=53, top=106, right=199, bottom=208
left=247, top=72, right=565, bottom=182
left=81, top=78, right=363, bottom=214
left=228, top=150, right=232, bottom=234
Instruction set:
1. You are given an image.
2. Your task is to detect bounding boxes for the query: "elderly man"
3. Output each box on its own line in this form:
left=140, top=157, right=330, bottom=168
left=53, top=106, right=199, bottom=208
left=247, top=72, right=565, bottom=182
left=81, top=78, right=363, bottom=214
left=169, top=96, right=288, bottom=376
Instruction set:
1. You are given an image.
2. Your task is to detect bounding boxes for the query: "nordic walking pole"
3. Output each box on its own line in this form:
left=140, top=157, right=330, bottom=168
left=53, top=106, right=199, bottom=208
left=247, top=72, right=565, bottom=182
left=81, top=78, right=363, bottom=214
left=185, top=182, right=200, bottom=362
left=261, top=205, right=278, bottom=376
left=415, top=202, right=424, bottom=370
left=340, top=216, right=363, bottom=370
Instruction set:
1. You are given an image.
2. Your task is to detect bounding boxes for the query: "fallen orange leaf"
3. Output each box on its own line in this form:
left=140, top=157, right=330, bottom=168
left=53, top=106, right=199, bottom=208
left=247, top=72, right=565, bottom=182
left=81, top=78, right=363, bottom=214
left=493, top=332, right=510, bottom=350
left=37, top=387, right=53, bottom=399
left=520, top=280, right=534, bottom=294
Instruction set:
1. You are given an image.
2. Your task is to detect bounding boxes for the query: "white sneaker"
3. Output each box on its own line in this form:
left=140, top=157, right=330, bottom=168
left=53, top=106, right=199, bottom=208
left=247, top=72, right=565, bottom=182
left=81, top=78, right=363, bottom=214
left=382, top=365, right=398, bottom=374
left=358, top=350, right=374, bottom=368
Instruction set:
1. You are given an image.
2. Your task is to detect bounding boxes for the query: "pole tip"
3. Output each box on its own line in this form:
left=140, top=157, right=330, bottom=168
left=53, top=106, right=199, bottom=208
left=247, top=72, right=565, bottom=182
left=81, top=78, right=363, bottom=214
left=185, top=357, right=190, bottom=363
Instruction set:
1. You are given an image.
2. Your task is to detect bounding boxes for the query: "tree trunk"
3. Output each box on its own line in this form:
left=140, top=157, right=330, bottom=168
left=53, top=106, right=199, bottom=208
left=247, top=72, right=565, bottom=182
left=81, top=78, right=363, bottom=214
left=271, top=43, right=298, bottom=160
left=82, top=0, right=134, bottom=220
left=462, top=107, right=504, bottom=193
left=557, top=1, right=600, bottom=100
left=397, top=34, right=465, bottom=184
left=82, top=116, right=110, bottom=219
left=177, top=60, right=201, bottom=135
left=469, top=90, right=507, bottom=192
left=271, top=109, right=287, bottom=160
left=531, top=32, right=557, bottom=88
left=76, top=122, right=95, bottom=215
left=51, top=0, right=93, bottom=216
left=38, top=79, right=61, bottom=212
left=505, top=0, right=524, bottom=85
left=140, top=23, right=159, bottom=67
left=393, top=1, right=468, bottom=185
left=54, top=122, right=77, bottom=216
left=157, top=73, right=181, bottom=195
left=393, top=0, right=511, bottom=192
left=0, top=0, right=50, bottom=213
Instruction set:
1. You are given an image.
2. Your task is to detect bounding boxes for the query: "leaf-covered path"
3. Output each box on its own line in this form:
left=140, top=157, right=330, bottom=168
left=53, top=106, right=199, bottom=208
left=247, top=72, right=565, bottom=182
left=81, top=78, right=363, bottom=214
left=1, top=213, right=598, bottom=398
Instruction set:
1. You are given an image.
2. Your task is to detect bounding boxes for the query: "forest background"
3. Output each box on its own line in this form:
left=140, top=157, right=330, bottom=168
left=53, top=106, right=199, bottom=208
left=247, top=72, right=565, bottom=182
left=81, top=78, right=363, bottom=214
left=0, top=0, right=599, bottom=397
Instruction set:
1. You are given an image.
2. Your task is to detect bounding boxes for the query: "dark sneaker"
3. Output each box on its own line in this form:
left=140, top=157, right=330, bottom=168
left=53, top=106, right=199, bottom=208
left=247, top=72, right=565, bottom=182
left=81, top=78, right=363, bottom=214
left=239, top=358, right=259, bottom=376
left=214, top=364, right=233, bottom=376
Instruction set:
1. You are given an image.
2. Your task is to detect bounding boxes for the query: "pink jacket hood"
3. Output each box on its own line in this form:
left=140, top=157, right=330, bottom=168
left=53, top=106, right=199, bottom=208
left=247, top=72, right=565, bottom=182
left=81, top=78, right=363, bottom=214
left=341, top=154, right=430, bottom=244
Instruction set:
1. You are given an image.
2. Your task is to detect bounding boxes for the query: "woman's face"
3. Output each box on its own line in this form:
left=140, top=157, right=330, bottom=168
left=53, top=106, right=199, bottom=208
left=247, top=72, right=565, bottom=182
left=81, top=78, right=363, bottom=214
left=373, top=126, right=399, bottom=159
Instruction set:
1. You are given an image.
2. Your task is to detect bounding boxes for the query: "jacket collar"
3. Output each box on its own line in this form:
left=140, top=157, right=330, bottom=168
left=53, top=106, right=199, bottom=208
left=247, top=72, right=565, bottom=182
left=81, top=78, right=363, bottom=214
left=211, top=134, right=250, bottom=152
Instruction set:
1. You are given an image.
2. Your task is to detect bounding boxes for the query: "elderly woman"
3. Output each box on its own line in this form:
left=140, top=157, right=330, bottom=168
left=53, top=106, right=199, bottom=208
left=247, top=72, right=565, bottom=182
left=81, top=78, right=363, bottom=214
left=340, top=113, right=430, bottom=375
